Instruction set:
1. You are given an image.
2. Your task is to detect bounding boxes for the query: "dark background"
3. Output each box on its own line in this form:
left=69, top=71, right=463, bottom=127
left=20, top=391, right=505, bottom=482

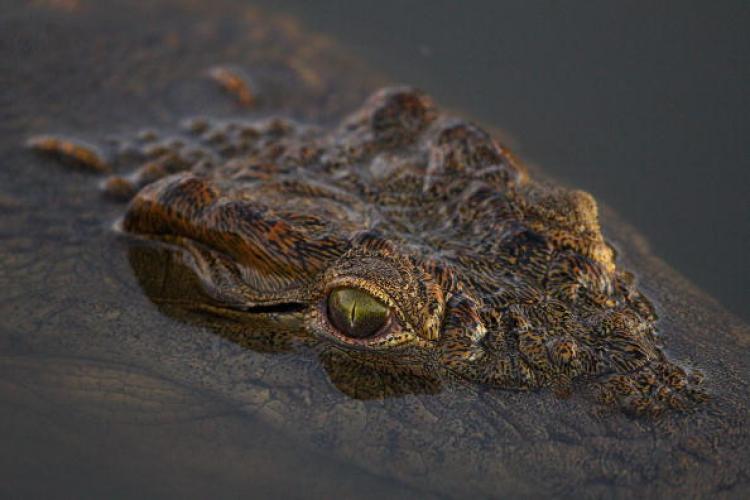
left=265, top=0, right=749, bottom=321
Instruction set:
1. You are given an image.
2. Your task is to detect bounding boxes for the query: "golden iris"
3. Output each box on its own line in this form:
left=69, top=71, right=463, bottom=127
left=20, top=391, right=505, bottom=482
left=327, top=288, right=390, bottom=338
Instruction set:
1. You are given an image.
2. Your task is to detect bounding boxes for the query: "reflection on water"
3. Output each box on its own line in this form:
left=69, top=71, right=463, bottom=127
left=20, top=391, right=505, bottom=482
left=127, top=241, right=446, bottom=401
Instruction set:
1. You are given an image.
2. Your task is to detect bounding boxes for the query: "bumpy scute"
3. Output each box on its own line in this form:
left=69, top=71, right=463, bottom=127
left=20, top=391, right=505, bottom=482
left=31, top=86, right=705, bottom=414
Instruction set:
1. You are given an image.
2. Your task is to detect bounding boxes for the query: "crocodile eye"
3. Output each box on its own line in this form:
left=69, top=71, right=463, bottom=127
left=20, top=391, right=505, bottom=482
left=327, top=288, right=390, bottom=339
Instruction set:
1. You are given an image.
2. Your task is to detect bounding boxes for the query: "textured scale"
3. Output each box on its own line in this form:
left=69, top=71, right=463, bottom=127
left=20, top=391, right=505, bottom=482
left=32, top=85, right=705, bottom=415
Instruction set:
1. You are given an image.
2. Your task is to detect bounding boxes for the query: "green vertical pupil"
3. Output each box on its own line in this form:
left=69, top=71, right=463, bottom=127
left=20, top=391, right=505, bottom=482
left=327, top=288, right=389, bottom=339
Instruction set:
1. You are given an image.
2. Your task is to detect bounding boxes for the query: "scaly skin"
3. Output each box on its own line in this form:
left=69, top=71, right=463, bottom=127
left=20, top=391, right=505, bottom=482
left=32, top=85, right=705, bottom=414
left=2, top=1, right=748, bottom=498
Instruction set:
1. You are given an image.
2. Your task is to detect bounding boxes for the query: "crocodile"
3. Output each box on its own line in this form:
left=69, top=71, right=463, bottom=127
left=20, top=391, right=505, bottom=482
left=1, top=1, right=748, bottom=498
left=29, top=84, right=707, bottom=414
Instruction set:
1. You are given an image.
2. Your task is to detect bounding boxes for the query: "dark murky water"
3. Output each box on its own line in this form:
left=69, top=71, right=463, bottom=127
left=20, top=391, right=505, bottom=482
left=268, top=0, right=750, bottom=323
left=1, top=1, right=748, bottom=498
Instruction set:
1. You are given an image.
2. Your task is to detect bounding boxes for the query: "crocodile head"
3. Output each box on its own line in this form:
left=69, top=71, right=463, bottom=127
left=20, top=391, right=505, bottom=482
left=42, top=87, right=706, bottom=412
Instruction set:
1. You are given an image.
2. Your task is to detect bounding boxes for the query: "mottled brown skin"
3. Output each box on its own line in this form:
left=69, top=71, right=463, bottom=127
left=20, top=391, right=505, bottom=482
left=32, top=85, right=705, bottom=414
left=4, top=2, right=749, bottom=498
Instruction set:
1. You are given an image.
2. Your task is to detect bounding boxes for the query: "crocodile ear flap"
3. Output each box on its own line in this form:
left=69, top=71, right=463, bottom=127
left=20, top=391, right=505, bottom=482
left=337, top=86, right=438, bottom=151
left=123, top=173, right=348, bottom=299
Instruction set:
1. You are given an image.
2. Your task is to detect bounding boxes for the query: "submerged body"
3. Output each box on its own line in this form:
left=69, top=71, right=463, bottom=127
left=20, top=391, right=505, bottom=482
left=1, top=1, right=748, bottom=498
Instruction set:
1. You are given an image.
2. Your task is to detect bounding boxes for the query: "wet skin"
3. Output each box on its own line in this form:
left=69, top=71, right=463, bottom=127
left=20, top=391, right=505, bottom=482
left=36, top=85, right=707, bottom=413
left=2, top=1, right=749, bottom=498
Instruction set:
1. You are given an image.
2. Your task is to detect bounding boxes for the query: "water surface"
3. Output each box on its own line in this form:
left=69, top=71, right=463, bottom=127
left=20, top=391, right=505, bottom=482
left=1, top=1, right=748, bottom=498
left=269, top=0, right=750, bottom=321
